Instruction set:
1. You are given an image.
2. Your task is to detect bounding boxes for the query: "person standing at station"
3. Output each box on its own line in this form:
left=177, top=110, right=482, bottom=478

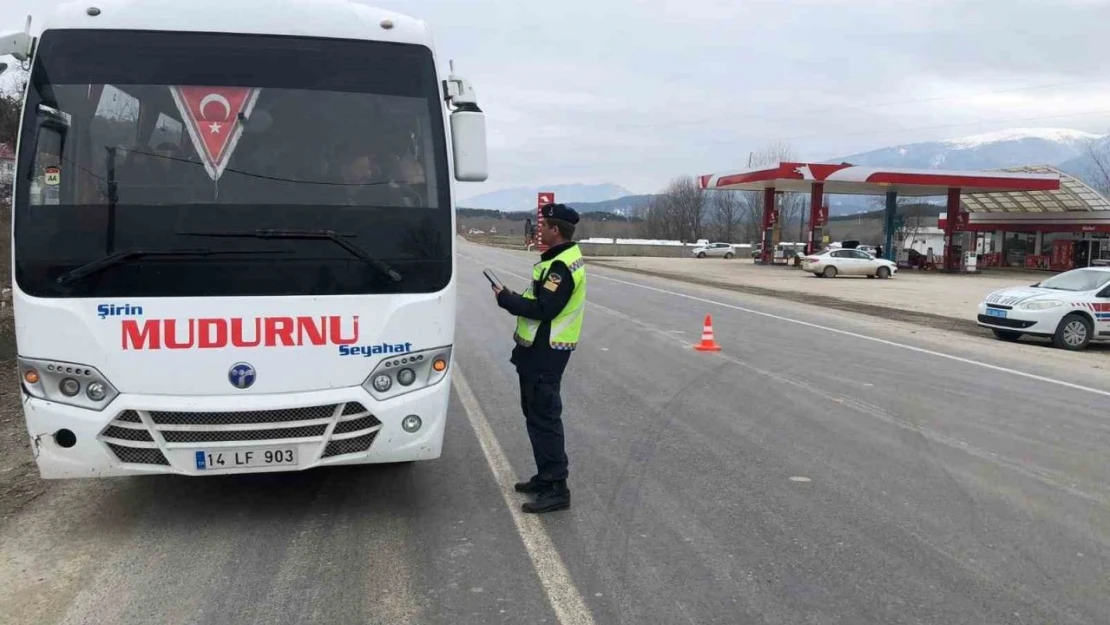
left=491, top=203, right=587, bottom=514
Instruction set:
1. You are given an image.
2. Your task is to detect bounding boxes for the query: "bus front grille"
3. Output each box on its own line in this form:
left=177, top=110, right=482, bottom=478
left=149, top=405, right=339, bottom=425
left=160, top=424, right=330, bottom=443
left=99, top=402, right=382, bottom=466
left=106, top=443, right=170, bottom=466
left=323, top=431, right=379, bottom=458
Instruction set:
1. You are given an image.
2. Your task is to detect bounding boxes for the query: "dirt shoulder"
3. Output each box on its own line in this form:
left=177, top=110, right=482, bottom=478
left=0, top=310, right=46, bottom=522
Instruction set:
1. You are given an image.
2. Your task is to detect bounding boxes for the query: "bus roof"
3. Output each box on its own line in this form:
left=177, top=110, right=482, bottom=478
left=41, top=0, right=432, bottom=47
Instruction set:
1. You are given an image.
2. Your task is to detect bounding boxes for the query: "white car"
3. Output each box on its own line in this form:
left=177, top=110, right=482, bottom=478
left=977, top=267, right=1110, bottom=350
left=800, top=249, right=897, bottom=278
left=692, top=242, right=736, bottom=259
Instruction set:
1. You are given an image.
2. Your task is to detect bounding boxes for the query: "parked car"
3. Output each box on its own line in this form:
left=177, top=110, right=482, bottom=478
left=800, top=249, right=898, bottom=278
left=977, top=267, right=1110, bottom=351
left=903, top=248, right=925, bottom=268
left=692, top=242, right=736, bottom=259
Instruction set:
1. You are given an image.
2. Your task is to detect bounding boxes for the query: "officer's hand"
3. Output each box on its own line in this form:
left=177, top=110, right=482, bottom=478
left=492, top=284, right=504, bottom=297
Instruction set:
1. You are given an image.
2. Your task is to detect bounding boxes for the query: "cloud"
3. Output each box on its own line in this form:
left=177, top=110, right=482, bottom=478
left=7, top=0, right=1110, bottom=194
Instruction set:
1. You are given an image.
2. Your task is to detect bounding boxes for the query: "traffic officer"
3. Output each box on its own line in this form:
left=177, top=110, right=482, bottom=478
left=492, top=203, right=586, bottom=514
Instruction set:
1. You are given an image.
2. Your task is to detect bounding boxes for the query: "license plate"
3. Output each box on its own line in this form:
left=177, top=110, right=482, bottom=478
left=195, top=447, right=298, bottom=470
left=986, top=308, right=1008, bottom=318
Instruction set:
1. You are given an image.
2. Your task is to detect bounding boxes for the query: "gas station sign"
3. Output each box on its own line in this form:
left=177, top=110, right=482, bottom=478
left=536, top=192, right=554, bottom=252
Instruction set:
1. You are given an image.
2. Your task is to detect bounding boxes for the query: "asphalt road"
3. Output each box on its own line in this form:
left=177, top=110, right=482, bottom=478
left=2, top=238, right=1109, bottom=625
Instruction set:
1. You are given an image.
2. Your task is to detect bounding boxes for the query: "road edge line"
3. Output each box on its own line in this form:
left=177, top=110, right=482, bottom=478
left=588, top=260, right=978, bottom=336
left=452, top=368, right=597, bottom=625
left=585, top=271, right=1110, bottom=399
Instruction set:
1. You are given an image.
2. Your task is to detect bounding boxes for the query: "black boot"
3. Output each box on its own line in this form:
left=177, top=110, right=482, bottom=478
left=514, top=476, right=546, bottom=494
left=522, top=480, right=570, bottom=514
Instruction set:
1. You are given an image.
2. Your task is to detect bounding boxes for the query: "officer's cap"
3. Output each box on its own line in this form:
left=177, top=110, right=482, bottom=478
left=541, top=203, right=580, bottom=225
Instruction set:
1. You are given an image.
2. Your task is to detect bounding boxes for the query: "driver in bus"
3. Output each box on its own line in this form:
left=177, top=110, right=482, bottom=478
left=338, top=145, right=411, bottom=207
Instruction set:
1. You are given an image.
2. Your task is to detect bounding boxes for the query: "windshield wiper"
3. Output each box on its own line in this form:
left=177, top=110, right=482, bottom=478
left=178, top=229, right=403, bottom=283
left=55, top=248, right=283, bottom=286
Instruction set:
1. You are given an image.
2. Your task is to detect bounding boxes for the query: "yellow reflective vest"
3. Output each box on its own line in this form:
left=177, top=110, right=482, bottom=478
left=513, top=244, right=587, bottom=350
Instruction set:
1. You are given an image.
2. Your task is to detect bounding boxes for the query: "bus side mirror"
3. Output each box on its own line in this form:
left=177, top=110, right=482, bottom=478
left=450, top=107, right=488, bottom=182
left=444, top=70, right=488, bottom=182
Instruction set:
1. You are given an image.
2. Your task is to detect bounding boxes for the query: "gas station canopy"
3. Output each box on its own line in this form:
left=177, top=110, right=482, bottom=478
left=958, top=165, right=1110, bottom=213
left=697, top=162, right=1060, bottom=197
left=695, top=161, right=1064, bottom=271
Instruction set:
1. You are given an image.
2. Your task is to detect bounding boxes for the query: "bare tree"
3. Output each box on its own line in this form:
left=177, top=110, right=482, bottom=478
left=709, top=190, right=743, bottom=242
left=738, top=142, right=803, bottom=243
left=867, top=195, right=931, bottom=251
left=1083, top=138, right=1110, bottom=198
left=0, top=68, right=28, bottom=149
left=640, top=175, right=706, bottom=241
left=894, top=204, right=929, bottom=253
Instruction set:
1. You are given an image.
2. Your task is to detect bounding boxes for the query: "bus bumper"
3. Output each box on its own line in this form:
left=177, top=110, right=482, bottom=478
left=22, top=379, right=451, bottom=479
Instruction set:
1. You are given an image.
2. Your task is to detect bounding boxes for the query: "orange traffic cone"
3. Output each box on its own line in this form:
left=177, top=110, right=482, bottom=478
left=694, top=314, right=722, bottom=352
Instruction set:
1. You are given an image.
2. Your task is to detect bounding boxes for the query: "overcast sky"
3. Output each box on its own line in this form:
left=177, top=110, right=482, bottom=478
left=4, top=0, right=1110, bottom=195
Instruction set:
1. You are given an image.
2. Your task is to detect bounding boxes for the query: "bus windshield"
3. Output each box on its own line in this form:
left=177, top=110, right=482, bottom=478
left=15, top=29, right=451, bottom=298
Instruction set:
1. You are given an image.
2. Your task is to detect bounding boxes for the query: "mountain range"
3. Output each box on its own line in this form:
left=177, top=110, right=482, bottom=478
left=464, top=127, right=1109, bottom=217
left=834, top=128, right=1101, bottom=171
left=459, top=183, right=634, bottom=211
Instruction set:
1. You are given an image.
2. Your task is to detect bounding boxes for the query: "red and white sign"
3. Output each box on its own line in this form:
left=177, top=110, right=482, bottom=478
left=170, top=86, right=261, bottom=181
left=939, top=212, right=970, bottom=232
left=815, top=204, right=828, bottom=227
left=536, top=192, right=554, bottom=252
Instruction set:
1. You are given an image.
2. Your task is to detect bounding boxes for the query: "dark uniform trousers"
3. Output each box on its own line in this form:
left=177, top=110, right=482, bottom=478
left=519, top=372, right=569, bottom=483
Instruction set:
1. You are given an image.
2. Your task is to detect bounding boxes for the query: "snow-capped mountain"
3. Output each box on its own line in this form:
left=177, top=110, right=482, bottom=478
left=1057, top=134, right=1110, bottom=180
left=835, top=127, right=1103, bottom=171
left=460, top=183, right=634, bottom=211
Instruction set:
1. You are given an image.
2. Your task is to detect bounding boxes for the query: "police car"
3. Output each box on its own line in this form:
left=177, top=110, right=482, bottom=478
left=977, top=267, right=1110, bottom=350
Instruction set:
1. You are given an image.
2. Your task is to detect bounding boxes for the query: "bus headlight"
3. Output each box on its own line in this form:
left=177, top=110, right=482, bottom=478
left=17, top=357, right=119, bottom=411
left=362, top=345, right=452, bottom=401
left=397, top=368, right=416, bottom=386
left=86, top=382, right=108, bottom=401
left=60, top=378, right=80, bottom=397
left=372, top=374, right=393, bottom=392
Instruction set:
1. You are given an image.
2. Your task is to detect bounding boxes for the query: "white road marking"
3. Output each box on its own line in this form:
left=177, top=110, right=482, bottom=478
left=587, top=297, right=1109, bottom=504
left=789, top=477, right=812, bottom=483
left=465, top=246, right=1110, bottom=398
left=452, top=368, right=597, bottom=625
left=586, top=272, right=1110, bottom=399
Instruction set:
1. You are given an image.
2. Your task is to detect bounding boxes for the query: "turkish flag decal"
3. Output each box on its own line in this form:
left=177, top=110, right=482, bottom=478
left=169, top=86, right=261, bottom=181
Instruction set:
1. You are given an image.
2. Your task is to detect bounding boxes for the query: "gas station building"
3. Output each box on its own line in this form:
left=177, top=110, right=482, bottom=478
left=695, top=162, right=1110, bottom=272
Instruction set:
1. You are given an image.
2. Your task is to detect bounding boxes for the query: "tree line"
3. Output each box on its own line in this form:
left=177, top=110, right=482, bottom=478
left=635, top=142, right=808, bottom=243
left=0, top=69, right=26, bottom=149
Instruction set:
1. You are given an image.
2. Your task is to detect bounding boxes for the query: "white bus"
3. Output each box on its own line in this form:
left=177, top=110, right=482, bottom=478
left=3, top=0, right=487, bottom=478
